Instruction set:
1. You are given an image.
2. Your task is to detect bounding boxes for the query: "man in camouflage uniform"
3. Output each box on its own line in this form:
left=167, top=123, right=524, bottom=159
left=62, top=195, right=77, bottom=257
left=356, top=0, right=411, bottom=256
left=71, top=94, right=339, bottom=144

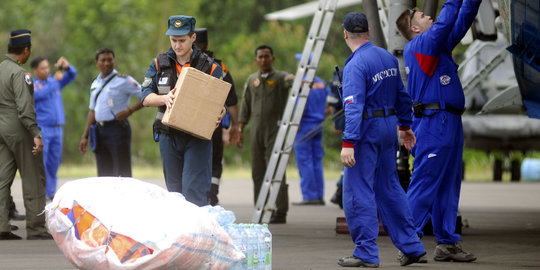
left=0, top=30, right=52, bottom=240
left=238, top=45, right=293, bottom=224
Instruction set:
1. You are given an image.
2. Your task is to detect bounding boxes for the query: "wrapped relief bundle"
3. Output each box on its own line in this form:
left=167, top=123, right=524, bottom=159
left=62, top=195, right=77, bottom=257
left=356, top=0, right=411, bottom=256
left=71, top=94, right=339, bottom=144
left=46, top=177, right=244, bottom=270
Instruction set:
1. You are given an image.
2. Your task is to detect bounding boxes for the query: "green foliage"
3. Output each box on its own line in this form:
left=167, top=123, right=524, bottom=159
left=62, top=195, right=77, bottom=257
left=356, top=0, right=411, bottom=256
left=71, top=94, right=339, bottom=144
left=0, top=0, right=497, bottom=177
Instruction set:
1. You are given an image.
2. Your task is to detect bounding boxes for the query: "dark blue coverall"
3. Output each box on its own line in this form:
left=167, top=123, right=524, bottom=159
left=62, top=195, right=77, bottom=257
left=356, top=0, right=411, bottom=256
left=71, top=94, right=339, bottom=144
left=404, top=0, right=481, bottom=244
left=342, top=41, right=425, bottom=264
left=294, top=76, right=329, bottom=201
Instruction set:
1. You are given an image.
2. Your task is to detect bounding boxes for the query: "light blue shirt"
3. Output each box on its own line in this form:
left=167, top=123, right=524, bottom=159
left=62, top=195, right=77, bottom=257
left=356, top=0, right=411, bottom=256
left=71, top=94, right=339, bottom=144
left=89, top=69, right=141, bottom=122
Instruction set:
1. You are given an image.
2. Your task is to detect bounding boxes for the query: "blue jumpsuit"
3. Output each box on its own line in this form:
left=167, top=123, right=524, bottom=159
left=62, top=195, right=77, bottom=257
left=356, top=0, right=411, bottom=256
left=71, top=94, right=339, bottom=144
left=33, top=65, right=77, bottom=199
left=342, top=41, right=425, bottom=264
left=294, top=76, right=329, bottom=201
left=404, top=0, right=481, bottom=244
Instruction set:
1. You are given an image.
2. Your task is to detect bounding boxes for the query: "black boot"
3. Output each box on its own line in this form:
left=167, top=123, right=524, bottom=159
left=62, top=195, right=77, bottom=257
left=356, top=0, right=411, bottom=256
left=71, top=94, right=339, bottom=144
left=8, top=196, right=25, bottom=221
left=330, top=185, right=343, bottom=209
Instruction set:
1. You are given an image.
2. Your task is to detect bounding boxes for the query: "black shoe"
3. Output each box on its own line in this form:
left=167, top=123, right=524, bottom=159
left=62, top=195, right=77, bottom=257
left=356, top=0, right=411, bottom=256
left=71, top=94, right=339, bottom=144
left=9, top=210, right=25, bottom=221
left=27, top=232, right=53, bottom=240
left=0, top=232, right=22, bottom=240
left=330, top=186, right=343, bottom=209
left=292, top=199, right=325, bottom=206
left=10, top=224, right=18, bottom=231
left=269, top=215, right=286, bottom=224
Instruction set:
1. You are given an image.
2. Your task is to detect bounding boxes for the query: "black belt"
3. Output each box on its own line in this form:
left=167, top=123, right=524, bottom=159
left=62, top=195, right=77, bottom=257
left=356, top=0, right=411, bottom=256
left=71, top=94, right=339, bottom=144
left=363, top=108, right=395, bottom=119
left=97, top=119, right=124, bottom=126
left=414, top=102, right=465, bottom=117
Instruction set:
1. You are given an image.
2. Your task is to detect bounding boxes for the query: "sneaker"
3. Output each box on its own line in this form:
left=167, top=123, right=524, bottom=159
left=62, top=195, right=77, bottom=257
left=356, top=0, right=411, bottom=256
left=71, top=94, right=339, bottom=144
left=397, top=251, right=427, bottom=266
left=434, top=242, right=477, bottom=262
left=337, top=256, right=379, bottom=268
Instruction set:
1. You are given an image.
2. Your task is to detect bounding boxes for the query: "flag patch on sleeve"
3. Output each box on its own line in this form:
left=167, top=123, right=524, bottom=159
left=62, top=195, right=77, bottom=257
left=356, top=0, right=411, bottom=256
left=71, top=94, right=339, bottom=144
left=344, top=95, right=354, bottom=105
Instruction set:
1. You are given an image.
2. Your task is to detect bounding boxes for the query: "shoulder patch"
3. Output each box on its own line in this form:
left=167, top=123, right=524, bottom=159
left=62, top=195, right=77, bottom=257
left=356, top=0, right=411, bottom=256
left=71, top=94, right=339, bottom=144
left=142, top=77, right=152, bottom=88
left=253, top=78, right=261, bottom=87
left=24, top=72, right=32, bottom=85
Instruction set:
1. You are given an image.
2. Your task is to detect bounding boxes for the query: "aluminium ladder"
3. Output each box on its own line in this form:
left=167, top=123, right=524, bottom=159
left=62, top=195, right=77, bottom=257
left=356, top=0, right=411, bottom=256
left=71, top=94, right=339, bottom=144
left=252, top=0, right=338, bottom=224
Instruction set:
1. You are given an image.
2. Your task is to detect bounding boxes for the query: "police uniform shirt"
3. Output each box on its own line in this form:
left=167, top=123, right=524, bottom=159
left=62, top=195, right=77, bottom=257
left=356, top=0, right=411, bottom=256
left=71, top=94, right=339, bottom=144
left=89, top=69, right=141, bottom=122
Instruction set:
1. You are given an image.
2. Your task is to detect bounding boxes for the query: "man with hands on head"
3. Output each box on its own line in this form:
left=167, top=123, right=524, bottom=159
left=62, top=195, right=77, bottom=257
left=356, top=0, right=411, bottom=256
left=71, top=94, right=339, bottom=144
left=31, top=56, right=77, bottom=200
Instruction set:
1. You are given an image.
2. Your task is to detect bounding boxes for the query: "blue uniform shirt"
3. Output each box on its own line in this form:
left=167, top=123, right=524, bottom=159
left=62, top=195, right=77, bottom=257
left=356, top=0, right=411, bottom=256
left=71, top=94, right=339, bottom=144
left=301, top=76, right=329, bottom=124
left=404, top=0, right=481, bottom=109
left=33, top=64, right=77, bottom=126
left=342, top=41, right=412, bottom=143
left=89, top=69, right=141, bottom=122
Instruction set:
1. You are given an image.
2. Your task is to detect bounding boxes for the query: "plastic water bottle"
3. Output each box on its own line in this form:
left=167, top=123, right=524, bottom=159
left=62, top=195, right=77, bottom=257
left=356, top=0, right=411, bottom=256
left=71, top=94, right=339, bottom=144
left=225, top=224, right=245, bottom=270
left=261, top=224, right=272, bottom=270
left=239, top=224, right=249, bottom=269
left=253, top=224, right=265, bottom=270
left=246, top=224, right=258, bottom=270
left=203, top=205, right=236, bottom=226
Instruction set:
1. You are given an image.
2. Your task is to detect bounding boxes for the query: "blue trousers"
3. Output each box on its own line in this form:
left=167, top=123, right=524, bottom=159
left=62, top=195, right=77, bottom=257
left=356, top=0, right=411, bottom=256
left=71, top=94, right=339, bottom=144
left=159, top=133, right=211, bottom=206
left=343, top=117, right=425, bottom=264
left=95, top=121, right=132, bottom=177
left=409, top=111, right=463, bottom=244
left=294, top=121, right=324, bottom=200
left=41, top=125, right=63, bottom=199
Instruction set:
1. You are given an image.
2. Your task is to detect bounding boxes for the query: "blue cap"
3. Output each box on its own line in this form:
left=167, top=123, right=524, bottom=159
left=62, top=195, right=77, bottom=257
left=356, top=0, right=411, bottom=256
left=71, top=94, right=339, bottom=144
left=9, top=29, right=31, bottom=48
left=166, top=15, right=196, bottom=36
left=295, top=52, right=313, bottom=64
left=342, top=12, right=368, bottom=33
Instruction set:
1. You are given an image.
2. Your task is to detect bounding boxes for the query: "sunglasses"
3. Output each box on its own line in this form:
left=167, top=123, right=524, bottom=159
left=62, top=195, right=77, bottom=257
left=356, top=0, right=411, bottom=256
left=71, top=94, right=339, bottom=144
left=409, top=9, right=417, bottom=27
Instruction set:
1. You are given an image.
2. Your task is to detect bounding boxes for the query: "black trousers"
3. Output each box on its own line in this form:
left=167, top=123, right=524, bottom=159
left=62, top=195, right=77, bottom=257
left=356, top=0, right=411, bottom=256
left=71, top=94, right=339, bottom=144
left=211, top=127, right=224, bottom=179
left=94, top=120, right=132, bottom=177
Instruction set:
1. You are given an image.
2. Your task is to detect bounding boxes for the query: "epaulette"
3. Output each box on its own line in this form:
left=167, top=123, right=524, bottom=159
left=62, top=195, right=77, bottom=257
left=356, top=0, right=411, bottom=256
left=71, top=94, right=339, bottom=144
left=117, top=73, right=127, bottom=78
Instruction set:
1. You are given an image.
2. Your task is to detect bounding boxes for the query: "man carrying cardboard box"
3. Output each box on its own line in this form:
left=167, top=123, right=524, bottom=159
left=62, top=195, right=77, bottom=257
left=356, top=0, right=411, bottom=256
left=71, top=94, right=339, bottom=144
left=141, top=15, right=224, bottom=206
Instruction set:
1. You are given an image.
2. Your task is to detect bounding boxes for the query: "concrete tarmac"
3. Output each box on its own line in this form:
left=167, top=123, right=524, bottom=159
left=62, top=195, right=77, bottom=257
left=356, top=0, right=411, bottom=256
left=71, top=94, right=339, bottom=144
left=2, top=177, right=540, bottom=269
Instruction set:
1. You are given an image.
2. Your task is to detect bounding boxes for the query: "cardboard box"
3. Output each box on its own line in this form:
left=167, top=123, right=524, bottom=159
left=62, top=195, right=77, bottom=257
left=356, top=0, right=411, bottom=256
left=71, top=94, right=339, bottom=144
left=162, top=67, right=231, bottom=140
